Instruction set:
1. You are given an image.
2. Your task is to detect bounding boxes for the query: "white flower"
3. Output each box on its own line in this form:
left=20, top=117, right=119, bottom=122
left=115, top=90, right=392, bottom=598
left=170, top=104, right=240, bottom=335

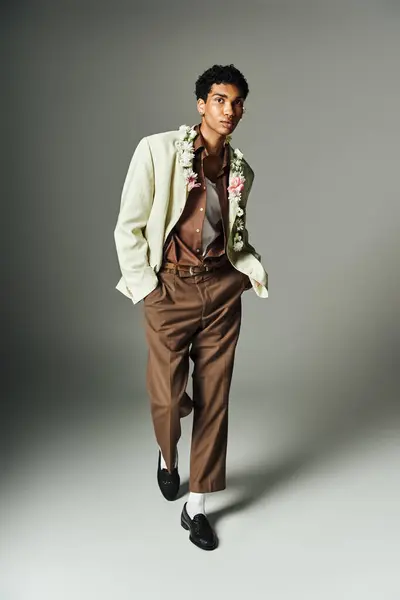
left=176, top=125, right=201, bottom=190
left=185, top=168, right=197, bottom=180
left=180, top=150, right=194, bottom=167
left=236, top=206, right=244, bottom=217
left=236, top=218, right=244, bottom=231
left=234, top=148, right=243, bottom=160
left=233, top=232, right=244, bottom=251
left=181, top=140, right=193, bottom=151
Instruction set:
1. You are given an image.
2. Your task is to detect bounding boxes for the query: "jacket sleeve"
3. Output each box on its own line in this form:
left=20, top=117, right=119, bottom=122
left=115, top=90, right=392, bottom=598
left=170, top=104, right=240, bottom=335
left=114, top=137, right=159, bottom=304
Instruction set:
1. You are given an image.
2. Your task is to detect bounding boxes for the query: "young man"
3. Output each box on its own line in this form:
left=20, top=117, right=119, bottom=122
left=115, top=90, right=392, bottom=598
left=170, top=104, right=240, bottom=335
left=114, top=64, right=268, bottom=550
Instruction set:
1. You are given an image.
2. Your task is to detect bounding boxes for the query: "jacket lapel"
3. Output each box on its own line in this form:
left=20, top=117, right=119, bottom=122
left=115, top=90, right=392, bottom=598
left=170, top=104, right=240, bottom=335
left=221, top=165, right=230, bottom=241
left=174, top=129, right=239, bottom=238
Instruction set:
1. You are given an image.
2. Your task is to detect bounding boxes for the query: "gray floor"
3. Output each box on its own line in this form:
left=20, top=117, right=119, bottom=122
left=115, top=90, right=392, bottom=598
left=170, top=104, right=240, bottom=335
left=2, top=391, right=399, bottom=600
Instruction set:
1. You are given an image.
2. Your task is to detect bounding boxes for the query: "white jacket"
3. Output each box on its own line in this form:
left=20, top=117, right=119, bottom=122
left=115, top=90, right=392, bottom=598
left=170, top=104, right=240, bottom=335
left=114, top=127, right=268, bottom=304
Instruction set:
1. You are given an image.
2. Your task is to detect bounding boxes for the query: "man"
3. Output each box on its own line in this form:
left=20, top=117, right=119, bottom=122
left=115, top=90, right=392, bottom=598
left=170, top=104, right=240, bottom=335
left=114, top=64, right=268, bottom=550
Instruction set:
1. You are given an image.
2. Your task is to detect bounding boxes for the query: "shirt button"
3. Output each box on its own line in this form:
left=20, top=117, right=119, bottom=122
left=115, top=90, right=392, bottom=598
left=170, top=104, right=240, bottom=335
left=196, top=228, right=200, bottom=233
left=200, top=208, right=204, bottom=211
left=196, top=249, right=200, bottom=253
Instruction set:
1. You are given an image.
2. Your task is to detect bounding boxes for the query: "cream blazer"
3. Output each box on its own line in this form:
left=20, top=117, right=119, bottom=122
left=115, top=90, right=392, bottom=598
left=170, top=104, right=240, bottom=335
left=114, top=128, right=268, bottom=304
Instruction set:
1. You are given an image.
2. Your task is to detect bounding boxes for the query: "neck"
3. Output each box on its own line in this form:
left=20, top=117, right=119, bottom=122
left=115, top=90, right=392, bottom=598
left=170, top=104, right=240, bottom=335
left=199, top=121, right=226, bottom=156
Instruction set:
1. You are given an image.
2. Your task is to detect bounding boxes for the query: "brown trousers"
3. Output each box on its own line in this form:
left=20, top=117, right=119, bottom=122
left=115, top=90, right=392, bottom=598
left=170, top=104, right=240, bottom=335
left=142, top=259, right=249, bottom=493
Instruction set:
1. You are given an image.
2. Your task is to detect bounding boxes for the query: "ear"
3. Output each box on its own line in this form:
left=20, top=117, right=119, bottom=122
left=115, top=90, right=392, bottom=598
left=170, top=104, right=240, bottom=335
left=197, top=98, right=205, bottom=117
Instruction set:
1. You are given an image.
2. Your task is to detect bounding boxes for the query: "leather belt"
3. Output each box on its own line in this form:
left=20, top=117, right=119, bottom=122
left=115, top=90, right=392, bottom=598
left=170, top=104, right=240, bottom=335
left=160, top=258, right=228, bottom=277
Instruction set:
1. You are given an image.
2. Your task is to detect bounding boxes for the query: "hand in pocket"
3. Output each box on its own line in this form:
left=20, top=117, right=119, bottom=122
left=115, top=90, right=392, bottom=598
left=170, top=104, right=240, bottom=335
left=144, top=280, right=161, bottom=302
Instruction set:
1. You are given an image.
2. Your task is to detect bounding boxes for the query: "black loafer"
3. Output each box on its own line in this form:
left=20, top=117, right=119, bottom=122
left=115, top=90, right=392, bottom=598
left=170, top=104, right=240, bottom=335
left=157, top=450, right=180, bottom=501
left=180, top=502, right=218, bottom=550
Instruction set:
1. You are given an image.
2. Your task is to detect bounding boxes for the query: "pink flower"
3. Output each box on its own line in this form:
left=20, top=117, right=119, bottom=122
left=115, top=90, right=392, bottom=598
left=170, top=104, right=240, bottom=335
left=228, top=175, right=245, bottom=195
left=187, top=173, right=201, bottom=191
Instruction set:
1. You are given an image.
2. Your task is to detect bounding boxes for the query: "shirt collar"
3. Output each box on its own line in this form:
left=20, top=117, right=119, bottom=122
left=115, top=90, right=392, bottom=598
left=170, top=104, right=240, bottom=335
left=192, top=123, right=230, bottom=172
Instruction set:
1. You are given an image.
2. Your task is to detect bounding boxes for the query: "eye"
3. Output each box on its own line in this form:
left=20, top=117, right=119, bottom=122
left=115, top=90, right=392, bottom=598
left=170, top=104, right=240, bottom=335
left=215, top=97, right=224, bottom=103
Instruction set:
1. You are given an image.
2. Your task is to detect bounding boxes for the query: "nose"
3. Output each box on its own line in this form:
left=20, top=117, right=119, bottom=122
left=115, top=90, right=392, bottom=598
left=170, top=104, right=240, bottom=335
left=224, top=103, right=234, bottom=117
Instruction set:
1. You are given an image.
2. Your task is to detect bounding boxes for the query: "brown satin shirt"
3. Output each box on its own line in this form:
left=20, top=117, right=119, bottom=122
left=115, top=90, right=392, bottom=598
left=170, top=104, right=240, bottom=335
left=163, top=123, right=230, bottom=265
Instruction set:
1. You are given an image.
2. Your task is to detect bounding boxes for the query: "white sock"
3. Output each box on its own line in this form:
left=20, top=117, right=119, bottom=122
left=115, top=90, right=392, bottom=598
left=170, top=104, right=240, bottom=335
left=159, top=446, right=178, bottom=470
left=186, top=492, right=206, bottom=519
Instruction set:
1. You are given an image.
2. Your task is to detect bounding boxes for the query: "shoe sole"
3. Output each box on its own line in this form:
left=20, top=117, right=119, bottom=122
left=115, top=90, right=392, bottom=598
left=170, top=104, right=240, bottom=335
left=180, top=516, right=218, bottom=551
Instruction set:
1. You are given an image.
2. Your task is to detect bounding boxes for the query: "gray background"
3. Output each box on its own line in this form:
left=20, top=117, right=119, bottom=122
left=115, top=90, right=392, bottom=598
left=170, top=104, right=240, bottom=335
left=3, top=1, right=400, bottom=599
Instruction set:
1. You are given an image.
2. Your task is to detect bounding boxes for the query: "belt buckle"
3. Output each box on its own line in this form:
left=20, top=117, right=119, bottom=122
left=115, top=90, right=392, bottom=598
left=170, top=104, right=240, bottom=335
left=189, top=266, right=194, bottom=276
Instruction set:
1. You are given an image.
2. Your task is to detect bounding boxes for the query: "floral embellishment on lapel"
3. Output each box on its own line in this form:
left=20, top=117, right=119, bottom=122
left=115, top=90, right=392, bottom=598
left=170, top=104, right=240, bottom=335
left=228, top=147, right=246, bottom=251
left=176, top=126, right=247, bottom=252
left=175, top=125, right=202, bottom=192
left=235, top=218, right=244, bottom=231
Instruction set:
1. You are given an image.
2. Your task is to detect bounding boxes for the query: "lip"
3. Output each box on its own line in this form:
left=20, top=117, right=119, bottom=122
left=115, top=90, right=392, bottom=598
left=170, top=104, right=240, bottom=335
left=221, top=121, right=234, bottom=129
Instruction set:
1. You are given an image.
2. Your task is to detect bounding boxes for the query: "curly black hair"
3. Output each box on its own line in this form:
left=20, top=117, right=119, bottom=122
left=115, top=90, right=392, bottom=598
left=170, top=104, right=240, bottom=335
left=194, top=64, right=249, bottom=101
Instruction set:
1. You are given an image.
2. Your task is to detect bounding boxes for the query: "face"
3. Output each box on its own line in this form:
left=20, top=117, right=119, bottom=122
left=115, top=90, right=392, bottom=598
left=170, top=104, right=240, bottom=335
left=197, top=83, right=245, bottom=137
